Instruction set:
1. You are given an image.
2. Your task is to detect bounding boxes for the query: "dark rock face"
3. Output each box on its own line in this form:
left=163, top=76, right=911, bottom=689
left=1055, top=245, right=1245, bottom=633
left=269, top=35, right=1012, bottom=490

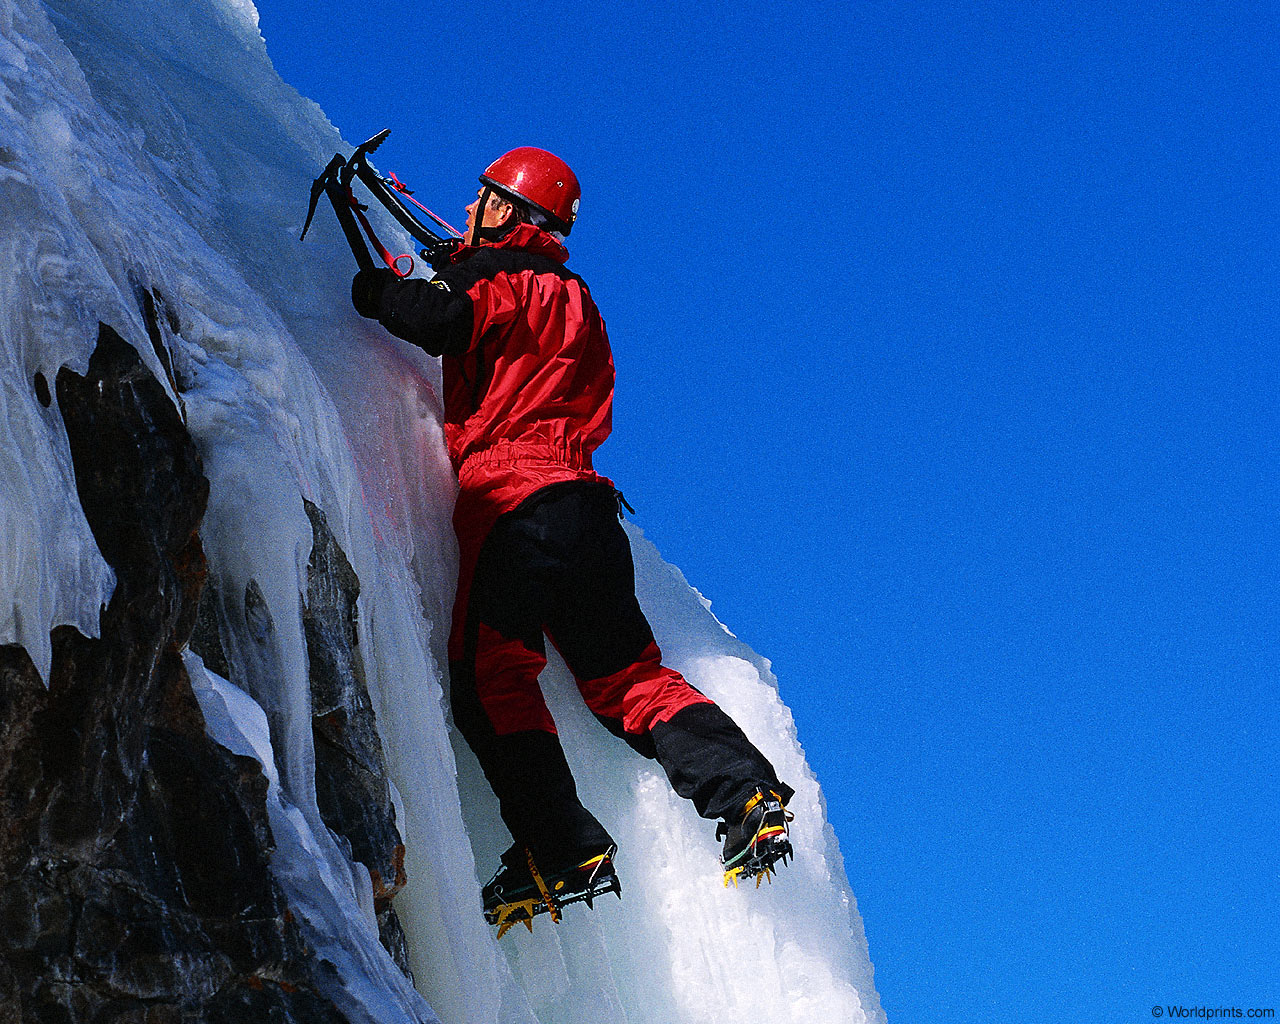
left=190, top=499, right=413, bottom=981
left=302, top=500, right=411, bottom=978
left=0, top=323, right=348, bottom=1023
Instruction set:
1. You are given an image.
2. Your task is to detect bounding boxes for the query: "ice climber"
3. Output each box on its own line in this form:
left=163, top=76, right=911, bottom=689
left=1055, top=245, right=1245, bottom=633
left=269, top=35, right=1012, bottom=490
left=351, top=147, right=794, bottom=932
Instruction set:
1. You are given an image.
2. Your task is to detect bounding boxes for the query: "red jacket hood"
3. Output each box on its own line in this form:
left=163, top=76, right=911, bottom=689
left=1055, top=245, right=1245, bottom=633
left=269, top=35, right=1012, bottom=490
left=448, top=223, right=569, bottom=266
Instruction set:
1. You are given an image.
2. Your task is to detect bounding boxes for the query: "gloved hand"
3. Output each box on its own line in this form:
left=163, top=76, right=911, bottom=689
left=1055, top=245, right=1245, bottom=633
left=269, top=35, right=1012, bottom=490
left=351, top=267, right=397, bottom=319
left=424, top=237, right=463, bottom=271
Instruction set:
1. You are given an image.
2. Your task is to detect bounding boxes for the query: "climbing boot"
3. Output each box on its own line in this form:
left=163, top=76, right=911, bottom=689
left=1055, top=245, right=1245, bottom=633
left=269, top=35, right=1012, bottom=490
left=718, top=788, right=793, bottom=887
left=482, top=844, right=621, bottom=937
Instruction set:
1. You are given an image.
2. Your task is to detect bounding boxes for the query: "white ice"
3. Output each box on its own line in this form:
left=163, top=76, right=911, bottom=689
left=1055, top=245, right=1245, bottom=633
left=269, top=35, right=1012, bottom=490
left=0, top=0, right=884, bottom=1020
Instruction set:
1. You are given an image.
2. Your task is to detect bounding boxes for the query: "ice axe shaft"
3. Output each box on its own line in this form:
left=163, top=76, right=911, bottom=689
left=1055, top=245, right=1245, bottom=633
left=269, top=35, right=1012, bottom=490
left=345, top=130, right=463, bottom=259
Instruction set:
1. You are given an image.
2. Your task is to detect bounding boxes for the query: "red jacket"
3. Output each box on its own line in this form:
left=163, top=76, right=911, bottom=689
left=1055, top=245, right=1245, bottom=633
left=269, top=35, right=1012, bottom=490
left=369, top=224, right=615, bottom=654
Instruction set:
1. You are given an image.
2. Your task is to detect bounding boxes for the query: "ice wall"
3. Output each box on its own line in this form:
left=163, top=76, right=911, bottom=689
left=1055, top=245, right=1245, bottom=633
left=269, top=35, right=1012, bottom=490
left=0, top=0, right=883, bottom=1021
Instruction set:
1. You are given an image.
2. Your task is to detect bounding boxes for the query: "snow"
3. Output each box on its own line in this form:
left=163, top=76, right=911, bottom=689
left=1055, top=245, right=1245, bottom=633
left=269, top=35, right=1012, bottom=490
left=0, top=0, right=884, bottom=1021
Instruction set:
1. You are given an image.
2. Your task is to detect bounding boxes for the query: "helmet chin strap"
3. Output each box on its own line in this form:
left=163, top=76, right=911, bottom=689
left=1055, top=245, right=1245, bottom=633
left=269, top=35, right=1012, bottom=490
left=471, top=186, right=524, bottom=245
left=469, top=185, right=493, bottom=246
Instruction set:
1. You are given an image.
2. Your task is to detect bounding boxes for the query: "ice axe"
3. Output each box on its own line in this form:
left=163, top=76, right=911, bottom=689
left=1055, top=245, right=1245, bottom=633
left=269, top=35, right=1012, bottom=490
left=302, top=129, right=461, bottom=275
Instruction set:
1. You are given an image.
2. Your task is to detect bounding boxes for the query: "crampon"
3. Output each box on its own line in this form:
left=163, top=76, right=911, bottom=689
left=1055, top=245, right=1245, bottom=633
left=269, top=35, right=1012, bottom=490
left=719, top=788, right=794, bottom=888
left=483, top=845, right=621, bottom=938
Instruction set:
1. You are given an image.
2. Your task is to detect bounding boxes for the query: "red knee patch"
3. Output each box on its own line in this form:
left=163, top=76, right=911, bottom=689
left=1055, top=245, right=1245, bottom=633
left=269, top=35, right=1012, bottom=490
left=475, top=623, right=557, bottom=736
left=575, top=642, right=713, bottom=735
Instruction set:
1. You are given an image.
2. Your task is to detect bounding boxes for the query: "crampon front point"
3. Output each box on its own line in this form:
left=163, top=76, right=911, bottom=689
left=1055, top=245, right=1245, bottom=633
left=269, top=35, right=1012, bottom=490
left=483, top=846, right=621, bottom=938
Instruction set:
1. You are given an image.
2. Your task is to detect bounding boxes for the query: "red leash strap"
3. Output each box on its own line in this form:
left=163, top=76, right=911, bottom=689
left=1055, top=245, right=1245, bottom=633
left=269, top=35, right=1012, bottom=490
left=388, top=172, right=464, bottom=238
left=346, top=185, right=413, bottom=277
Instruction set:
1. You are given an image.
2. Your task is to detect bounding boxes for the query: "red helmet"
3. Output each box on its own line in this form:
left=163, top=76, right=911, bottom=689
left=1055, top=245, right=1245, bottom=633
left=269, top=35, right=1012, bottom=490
left=480, top=147, right=580, bottom=235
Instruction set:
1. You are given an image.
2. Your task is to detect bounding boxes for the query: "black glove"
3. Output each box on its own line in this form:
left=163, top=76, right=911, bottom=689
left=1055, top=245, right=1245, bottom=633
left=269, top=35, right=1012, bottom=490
left=424, top=237, right=463, bottom=271
left=351, top=267, right=397, bottom=319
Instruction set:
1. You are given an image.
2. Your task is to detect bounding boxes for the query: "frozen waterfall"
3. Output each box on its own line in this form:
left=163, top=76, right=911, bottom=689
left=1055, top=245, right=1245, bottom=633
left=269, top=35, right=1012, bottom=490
left=0, top=0, right=883, bottom=1020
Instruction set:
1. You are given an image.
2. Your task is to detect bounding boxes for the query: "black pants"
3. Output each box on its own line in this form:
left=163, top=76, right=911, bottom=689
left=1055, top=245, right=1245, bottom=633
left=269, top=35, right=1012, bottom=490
left=450, top=481, right=792, bottom=865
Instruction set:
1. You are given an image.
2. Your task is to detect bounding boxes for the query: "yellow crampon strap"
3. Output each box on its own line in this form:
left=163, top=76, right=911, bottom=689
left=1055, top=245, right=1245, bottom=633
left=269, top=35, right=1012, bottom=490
left=527, top=847, right=562, bottom=924
left=744, top=789, right=792, bottom=819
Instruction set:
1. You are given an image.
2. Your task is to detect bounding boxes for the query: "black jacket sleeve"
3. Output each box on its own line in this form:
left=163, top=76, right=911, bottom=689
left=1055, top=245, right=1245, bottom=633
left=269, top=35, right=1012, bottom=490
left=375, top=274, right=474, bottom=357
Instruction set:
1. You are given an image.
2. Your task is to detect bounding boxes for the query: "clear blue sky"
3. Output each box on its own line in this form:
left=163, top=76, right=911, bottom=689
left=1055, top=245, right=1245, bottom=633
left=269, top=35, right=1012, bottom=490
left=253, top=2, right=1279, bottom=1020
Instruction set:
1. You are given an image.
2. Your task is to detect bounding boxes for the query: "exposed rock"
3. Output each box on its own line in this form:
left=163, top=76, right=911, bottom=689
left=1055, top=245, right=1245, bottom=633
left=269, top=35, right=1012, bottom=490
left=187, top=585, right=231, bottom=682
left=0, top=324, right=347, bottom=1023
left=132, top=281, right=183, bottom=408
left=182, top=405, right=413, bottom=978
left=302, top=500, right=412, bottom=979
